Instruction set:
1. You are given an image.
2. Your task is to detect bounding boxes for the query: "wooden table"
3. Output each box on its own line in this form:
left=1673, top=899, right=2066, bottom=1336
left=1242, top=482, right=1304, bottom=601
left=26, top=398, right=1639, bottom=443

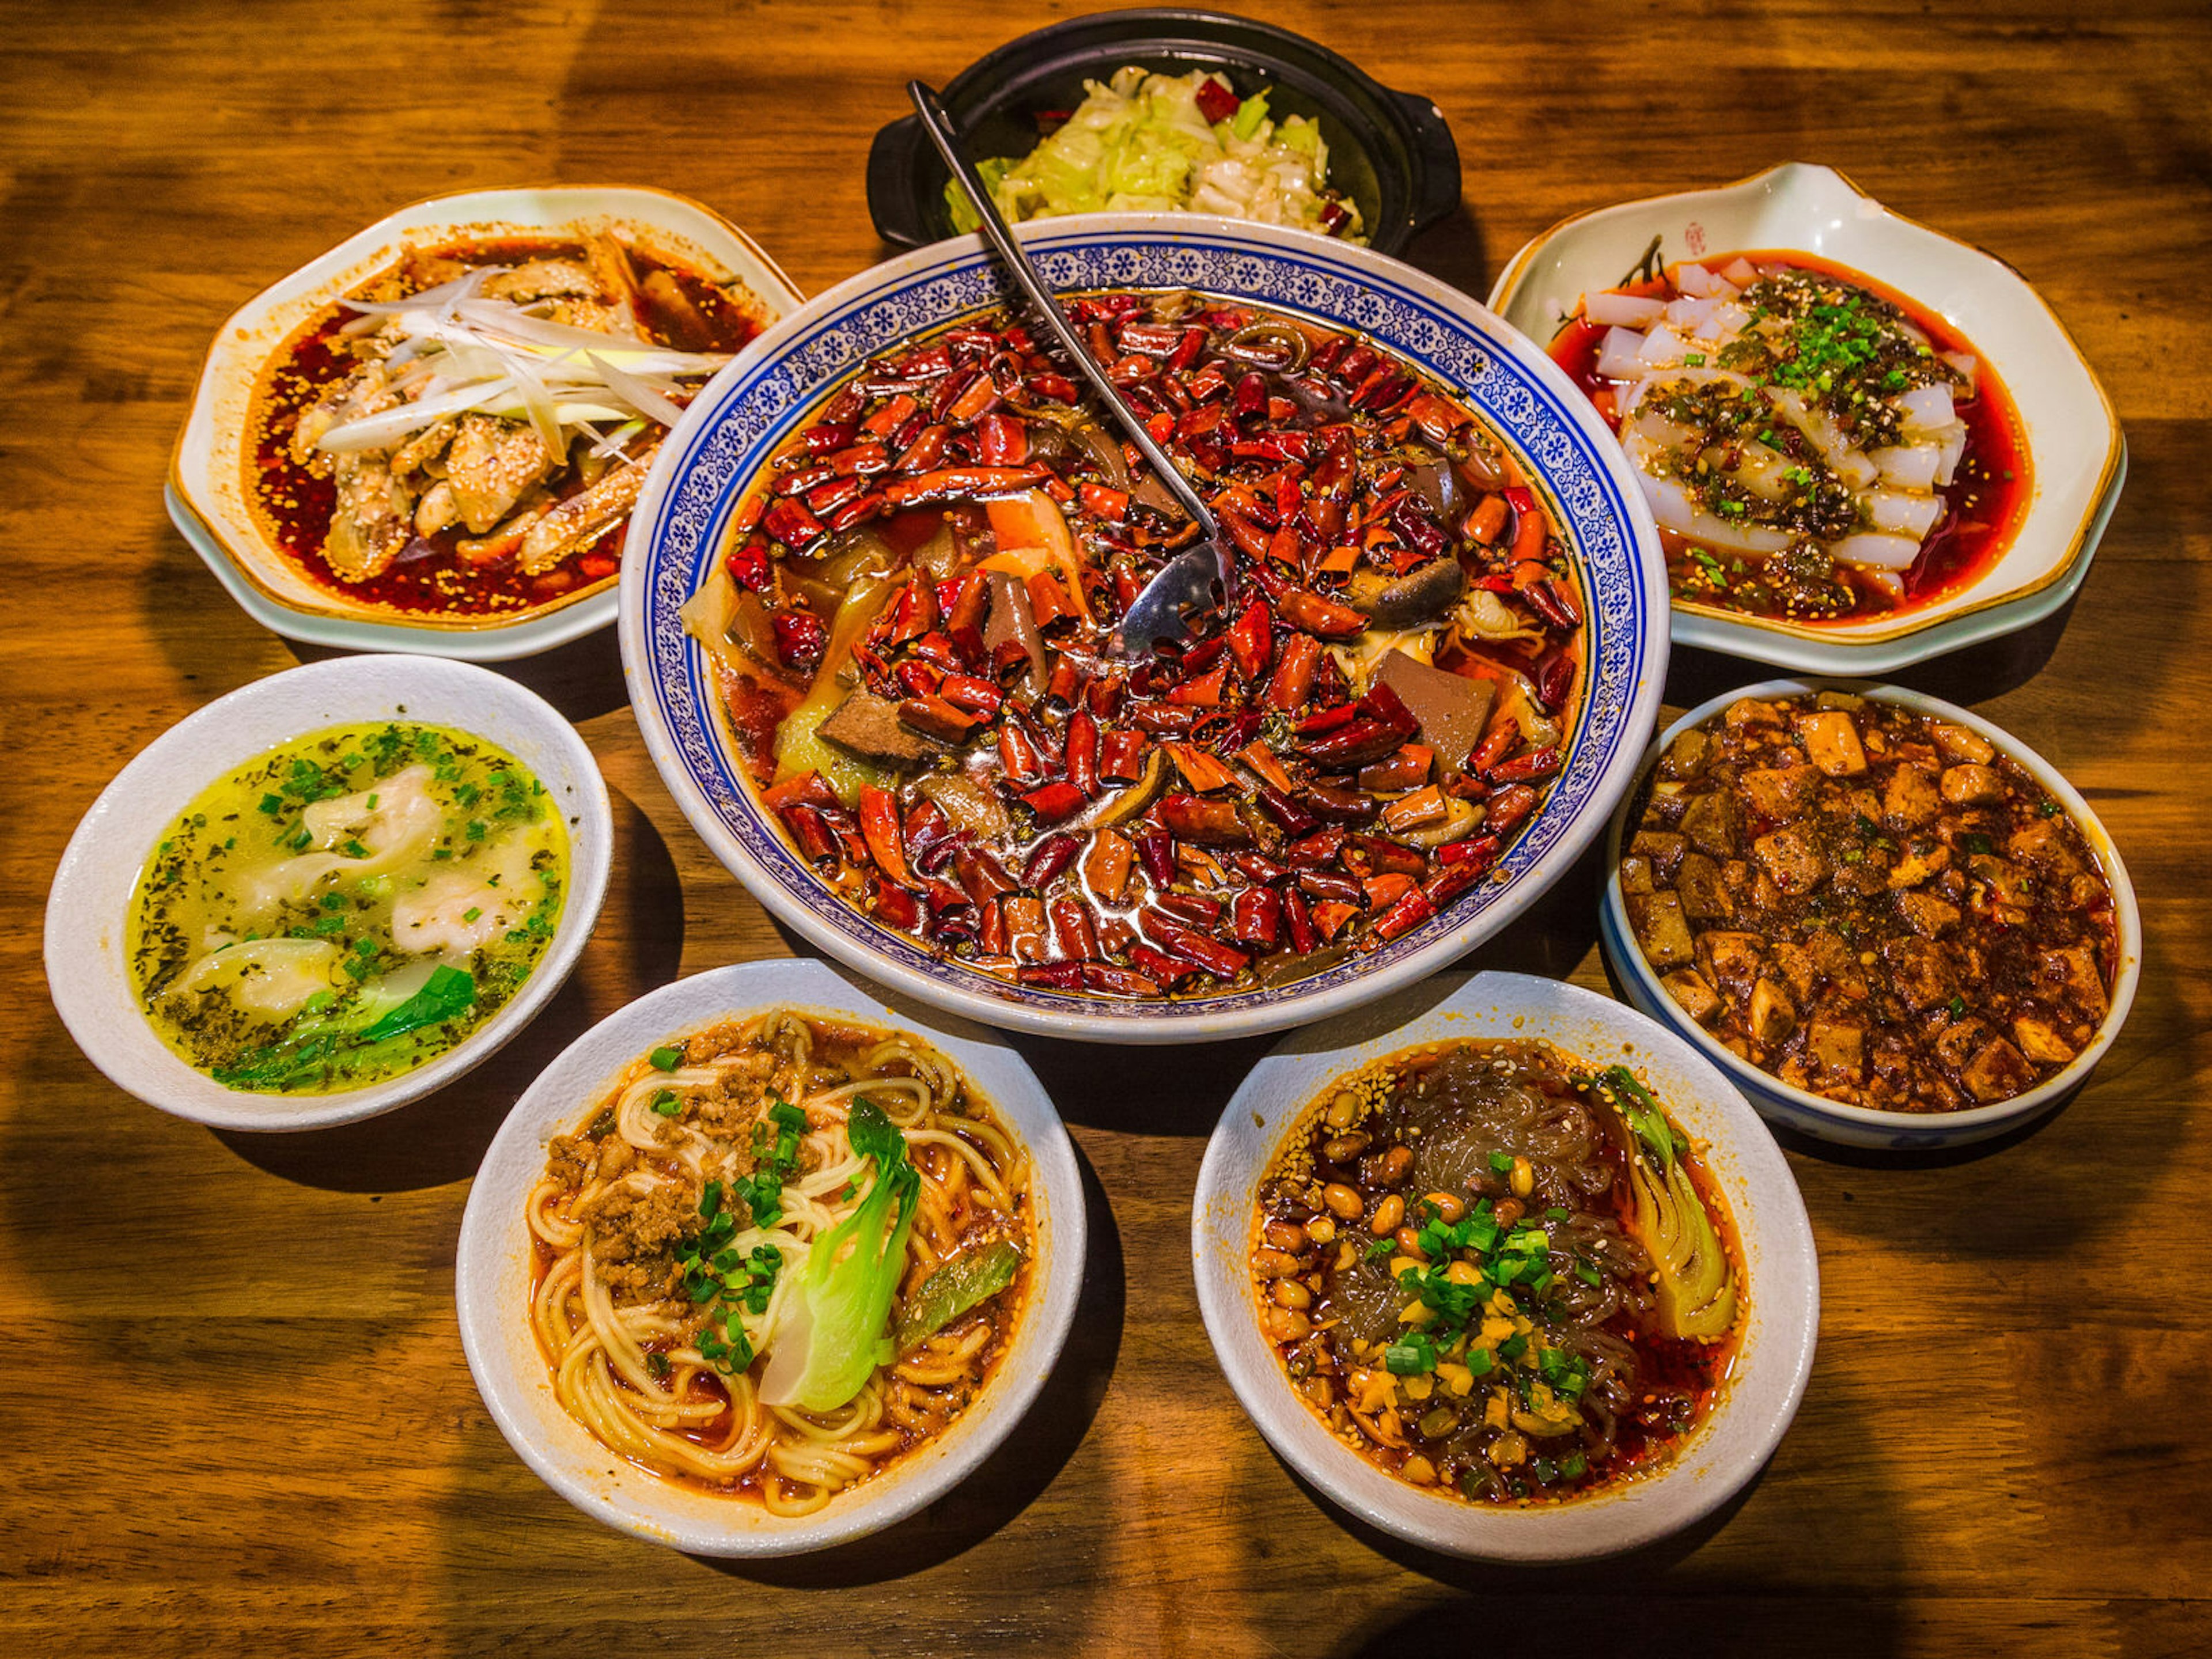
left=7, top=2, right=2208, bottom=1652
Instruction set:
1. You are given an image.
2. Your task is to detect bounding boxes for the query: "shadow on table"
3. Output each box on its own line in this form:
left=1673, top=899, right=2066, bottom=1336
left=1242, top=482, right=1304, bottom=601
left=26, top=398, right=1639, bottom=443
left=703, top=1138, right=1124, bottom=1587
left=213, top=786, right=684, bottom=1192
left=1660, top=586, right=2080, bottom=717
left=280, top=621, right=634, bottom=728
left=1406, top=201, right=1491, bottom=306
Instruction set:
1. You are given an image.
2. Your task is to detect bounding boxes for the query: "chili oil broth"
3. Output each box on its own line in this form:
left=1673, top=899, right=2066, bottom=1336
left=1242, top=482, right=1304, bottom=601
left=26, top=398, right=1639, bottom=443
left=248, top=237, right=763, bottom=618
left=1255, top=1039, right=1741, bottom=1506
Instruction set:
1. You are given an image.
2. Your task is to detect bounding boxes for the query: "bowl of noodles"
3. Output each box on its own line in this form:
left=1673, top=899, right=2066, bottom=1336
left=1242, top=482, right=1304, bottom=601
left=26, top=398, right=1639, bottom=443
left=1192, top=969, right=1819, bottom=1560
left=454, top=957, right=1085, bottom=1554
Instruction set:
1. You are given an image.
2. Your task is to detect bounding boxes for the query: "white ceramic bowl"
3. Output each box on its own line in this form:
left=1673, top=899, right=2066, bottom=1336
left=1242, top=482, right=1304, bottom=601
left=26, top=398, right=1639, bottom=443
left=44, top=655, right=612, bottom=1131
left=454, top=958, right=1086, bottom=1555
left=1599, top=678, right=2141, bottom=1149
left=623, top=213, right=1669, bottom=1044
left=1193, top=970, right=1819, bottom=1562
left=171, top=184, right=804, bottom=660
left=1488, top=162, right=2126, bottom=673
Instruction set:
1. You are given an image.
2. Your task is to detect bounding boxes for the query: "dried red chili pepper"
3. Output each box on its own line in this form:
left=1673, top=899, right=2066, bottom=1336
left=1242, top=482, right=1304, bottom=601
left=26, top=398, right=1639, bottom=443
left=1022, top=832, right=1082, bottom=888
left=771, top=610, right=827, bottom=673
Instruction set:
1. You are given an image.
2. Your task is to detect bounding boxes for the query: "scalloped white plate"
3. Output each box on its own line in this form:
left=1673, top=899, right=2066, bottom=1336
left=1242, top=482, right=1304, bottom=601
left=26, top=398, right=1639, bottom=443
left=1490, top=163, right=2124, bottom=673
left=171, top=185, right=802, bottom=660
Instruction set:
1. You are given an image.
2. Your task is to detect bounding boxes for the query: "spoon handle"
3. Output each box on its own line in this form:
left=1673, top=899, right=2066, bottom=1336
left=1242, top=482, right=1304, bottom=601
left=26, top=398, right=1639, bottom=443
left=907, top=79, right=1221, bottom=546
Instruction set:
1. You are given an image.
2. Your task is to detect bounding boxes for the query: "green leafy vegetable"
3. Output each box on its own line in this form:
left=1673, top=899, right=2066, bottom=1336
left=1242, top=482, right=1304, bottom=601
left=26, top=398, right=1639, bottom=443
left=757, top=1097, right=921, bottom=1414
left=1589, top=1068, right=1736, bottom=1340
left=212, top=964, right=475, bottom=1090
left=893, top=1238, right=1021, bottom=1352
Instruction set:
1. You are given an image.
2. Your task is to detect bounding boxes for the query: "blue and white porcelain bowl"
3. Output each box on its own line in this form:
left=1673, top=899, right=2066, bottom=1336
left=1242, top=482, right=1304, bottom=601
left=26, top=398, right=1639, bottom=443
left=620, top=214, right=1669, bottom=1043
left=1599, top=678, right=2141, bottom=1150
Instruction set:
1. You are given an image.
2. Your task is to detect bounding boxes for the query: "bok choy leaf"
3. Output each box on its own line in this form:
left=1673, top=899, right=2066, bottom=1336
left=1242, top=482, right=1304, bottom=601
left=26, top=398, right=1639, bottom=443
left=1598, top=1066, right=1738, bottom=1340
left=757, top=1097, right=919, bottom=1413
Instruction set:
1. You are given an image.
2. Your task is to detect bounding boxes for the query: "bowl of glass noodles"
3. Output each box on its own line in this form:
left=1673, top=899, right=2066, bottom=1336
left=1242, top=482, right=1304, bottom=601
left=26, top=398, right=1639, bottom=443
left=44, top=654, right=612, bottom=1131
left=454, top=957, right=1086, bottom=1555
left=1194, top=971, right=1819, bottom=1560
left=866, top=9, right=1460, bottom=256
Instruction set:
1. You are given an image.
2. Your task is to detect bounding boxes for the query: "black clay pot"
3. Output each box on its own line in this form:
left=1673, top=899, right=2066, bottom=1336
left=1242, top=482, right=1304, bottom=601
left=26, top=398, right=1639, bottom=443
left=868, top=8, right=1461, bottom=258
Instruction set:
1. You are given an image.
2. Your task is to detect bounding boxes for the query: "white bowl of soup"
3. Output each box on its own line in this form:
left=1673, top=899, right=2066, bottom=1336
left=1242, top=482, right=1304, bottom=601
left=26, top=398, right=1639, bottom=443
left=171, top=184, right=803, bottom=660
left=1193, top=970, right=1819, bottom=1562
left=1488, top=162, right=2124, bottom=673
left=44, top=654, right=611, bottom=1130
left=453, top=957, right=1086, bottom=1555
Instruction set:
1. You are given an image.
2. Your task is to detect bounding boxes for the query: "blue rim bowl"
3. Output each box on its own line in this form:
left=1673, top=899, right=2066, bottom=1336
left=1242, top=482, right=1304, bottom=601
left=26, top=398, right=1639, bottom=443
left=621, top=214, right=1668, bottom=1043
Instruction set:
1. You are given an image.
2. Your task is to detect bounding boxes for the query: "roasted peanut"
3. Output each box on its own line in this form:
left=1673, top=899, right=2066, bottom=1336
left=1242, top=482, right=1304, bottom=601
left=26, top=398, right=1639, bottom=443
left=1263, top=1218, right=1309, bottom=1252
left=1322, top=1183, right=1363, bottom=1220
left=1369, top=1192, right=1406, bottom=1236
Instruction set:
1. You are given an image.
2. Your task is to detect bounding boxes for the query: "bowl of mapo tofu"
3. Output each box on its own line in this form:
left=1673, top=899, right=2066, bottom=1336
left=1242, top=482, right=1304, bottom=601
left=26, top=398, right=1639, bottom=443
left=1600, top=680, right=2138, bottom=1148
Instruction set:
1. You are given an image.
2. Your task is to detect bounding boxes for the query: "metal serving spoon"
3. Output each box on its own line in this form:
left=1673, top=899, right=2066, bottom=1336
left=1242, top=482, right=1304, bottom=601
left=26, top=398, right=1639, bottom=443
left=907, top=80, right=1230, bottom=661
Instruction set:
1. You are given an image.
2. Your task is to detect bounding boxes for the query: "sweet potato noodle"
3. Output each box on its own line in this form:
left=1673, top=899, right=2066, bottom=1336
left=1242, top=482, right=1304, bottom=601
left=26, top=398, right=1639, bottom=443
left=528, top=1009, right=1032, bottom=1515
left=685, top=289, right=1588, bottom=1001
left=1254, top=1040, right=1741, bottom=1506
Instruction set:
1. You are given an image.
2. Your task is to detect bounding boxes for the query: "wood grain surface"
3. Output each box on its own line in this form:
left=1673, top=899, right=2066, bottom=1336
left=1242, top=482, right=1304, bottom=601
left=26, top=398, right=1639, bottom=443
left=5, top=2, right=2208, bottom=1654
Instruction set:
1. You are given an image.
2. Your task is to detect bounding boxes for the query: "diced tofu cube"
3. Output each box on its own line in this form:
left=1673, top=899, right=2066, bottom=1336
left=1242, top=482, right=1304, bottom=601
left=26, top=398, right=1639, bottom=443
left=2006, top=817, right=2084, bottom=878
left=1771, top=940, right=1819, bottom=1002
left=1930, top=721, right=1995, bottom=764
left=2013, top=1016, right=2078, bottom=1066
left=1680, top=790, right=1738, bottom=856
left=1887, top=842, right=1952, bottom=889
left=1806, top=1016, right=1866, bottom=1080
left=1895, top=889, right=1961, bottom=938
left=1883, top=764, right=1942, bottom=830
left=1802, top=927, right=1868, bottom=998
left=2038, top=945, right=2109, bottom=1021
left=1748, top=976, right=1797, bottom=1044
left=1696, top=930, right=1768, bottom=999
left=1661, top=969, right=1722, bottom=1025
left=1739, top=763, right=1823, bottom=821
left=1941, top=764, right=2006, bottom=805
left=1658, top=728, right=1710, bottom=781
left=1960, top=1035, right=2035, bottom=1102
left=1630, top=829, right=1688, bottom=881
left=1626, top=891, right=1695, bottom=968
left=1882, top=935, right=1959, bottom=1012
left=1753, top=825, right=1828, bottom=896
left=1797, top=711, right=1868, bottom=776
left=1675, top=852, right=1733, bottom=922
left=1618, top=854, right=1654, bottom=896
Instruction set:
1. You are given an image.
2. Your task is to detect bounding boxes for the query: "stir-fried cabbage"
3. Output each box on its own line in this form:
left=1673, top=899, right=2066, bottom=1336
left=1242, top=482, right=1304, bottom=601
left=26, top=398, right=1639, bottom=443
left=946, top=66, right=1362, bottom=241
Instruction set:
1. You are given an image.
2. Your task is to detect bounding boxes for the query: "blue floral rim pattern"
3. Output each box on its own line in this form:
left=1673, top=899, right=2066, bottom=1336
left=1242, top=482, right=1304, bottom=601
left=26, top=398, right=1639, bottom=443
left=634, top=226, right=1655, bottom=1024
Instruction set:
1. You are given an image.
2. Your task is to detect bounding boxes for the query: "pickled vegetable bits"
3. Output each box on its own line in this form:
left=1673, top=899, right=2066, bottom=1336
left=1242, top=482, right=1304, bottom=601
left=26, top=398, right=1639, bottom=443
left=684, top=289, right=1589, bottom=1001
